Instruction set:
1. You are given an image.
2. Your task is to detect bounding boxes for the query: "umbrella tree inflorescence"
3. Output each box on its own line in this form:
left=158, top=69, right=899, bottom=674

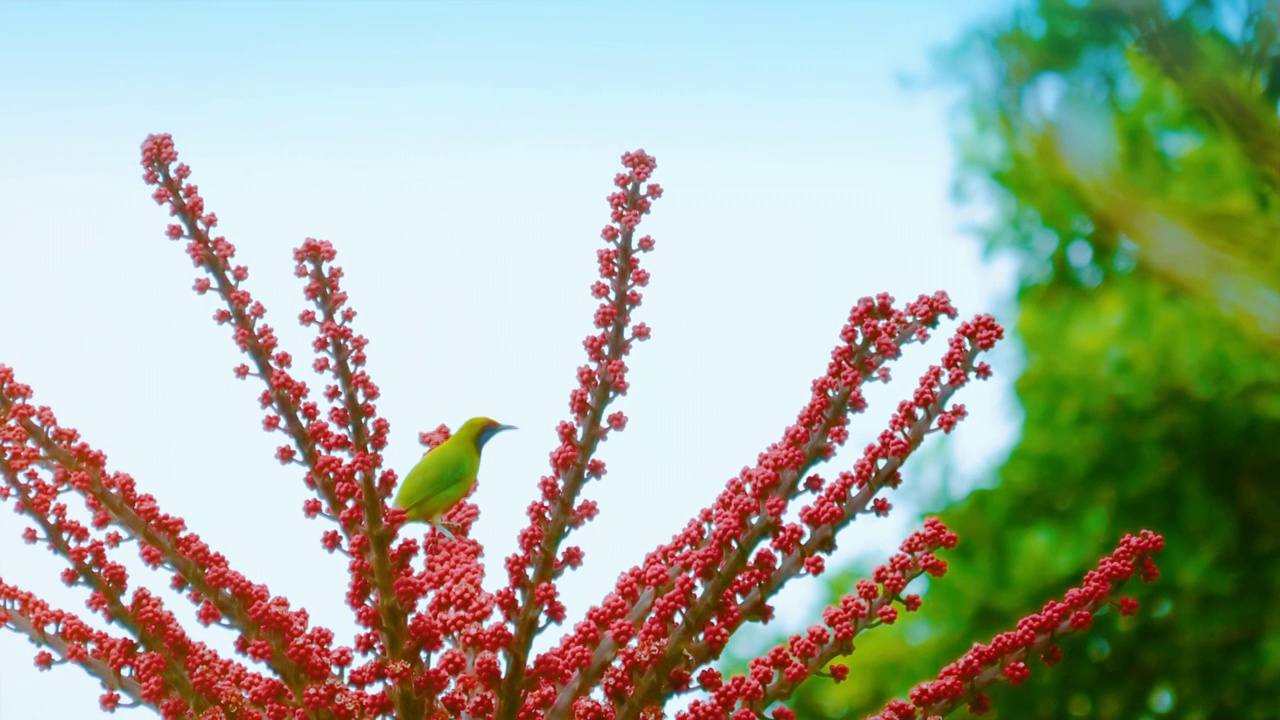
left=0, top=135, right=1163, bottom=719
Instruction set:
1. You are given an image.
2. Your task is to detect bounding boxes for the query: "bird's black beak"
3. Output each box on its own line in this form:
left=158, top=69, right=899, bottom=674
left=478, top=423, right=517, bottom=450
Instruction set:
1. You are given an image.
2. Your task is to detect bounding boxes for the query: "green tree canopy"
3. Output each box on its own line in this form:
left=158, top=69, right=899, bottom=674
left=792, top=1, right=1280, bottom=717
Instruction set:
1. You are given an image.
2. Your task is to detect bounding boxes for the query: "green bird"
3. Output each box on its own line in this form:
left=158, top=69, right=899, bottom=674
left=394, top=416, right=515, bottom=539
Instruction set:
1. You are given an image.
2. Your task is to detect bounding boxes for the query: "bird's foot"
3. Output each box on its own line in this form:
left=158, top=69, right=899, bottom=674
left=431, top=520, right=457, bottom=541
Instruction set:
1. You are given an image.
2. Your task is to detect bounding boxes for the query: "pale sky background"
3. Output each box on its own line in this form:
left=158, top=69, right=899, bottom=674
left=0, top=2, right=1023, bottom=717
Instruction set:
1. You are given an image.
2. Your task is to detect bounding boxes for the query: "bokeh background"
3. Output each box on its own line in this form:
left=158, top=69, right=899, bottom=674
left=1, top=1, right=1276, bottom=718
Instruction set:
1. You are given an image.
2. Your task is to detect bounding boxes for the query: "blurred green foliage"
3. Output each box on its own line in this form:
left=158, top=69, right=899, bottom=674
left=789, top=1, right=1280, bottom=717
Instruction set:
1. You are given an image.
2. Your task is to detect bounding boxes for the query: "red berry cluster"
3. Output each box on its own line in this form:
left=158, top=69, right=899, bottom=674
left=872, top=530, right=1164, bottom=719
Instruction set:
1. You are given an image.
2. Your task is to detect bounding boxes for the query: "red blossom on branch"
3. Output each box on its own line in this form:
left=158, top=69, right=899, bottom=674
left=869, top=529, right=1164, bottom=720
left=0, top=134, right=1163, bottom=719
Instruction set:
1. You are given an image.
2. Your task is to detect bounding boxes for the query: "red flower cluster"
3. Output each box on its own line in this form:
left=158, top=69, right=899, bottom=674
left=0, top=135, right=1163, bottom=719
left=872, top=529, right=1164, bottom=719
left=679, top=519, right=959, bottom=719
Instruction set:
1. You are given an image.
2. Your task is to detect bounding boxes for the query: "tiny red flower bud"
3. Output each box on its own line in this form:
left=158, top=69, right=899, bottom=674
left=33, top=651, right=54, bottom=670
left=1070, top=609, right=1094, bottom=630
left=804, top=556, right=825, bottom=576
left=1003, top=661, right=1030, bottom=685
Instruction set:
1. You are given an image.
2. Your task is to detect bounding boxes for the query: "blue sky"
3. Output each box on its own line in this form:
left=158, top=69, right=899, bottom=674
left=1, top=2, right=1022, bottom=716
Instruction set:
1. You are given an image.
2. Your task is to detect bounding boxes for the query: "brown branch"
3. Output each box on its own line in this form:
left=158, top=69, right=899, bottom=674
left=686, top=375, right=967, bottom=674
left=615, top=321, right=941, bottom=719
left=498, top=176, right=649, bottom=718
left=11, top=412, right=327, bottom=718
left=3, top=598, right=146, bottom=704
left=303, top=258, right=420, bottom=717
left=0, top=455, right=227, bottom=715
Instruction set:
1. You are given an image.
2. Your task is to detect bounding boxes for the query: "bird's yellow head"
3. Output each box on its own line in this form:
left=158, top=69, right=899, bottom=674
left=457, top=416, right=517, bottom=451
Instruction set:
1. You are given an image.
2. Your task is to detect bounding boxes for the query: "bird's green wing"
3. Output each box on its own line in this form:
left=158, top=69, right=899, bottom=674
left=394, top=441, right=479, bottom=522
